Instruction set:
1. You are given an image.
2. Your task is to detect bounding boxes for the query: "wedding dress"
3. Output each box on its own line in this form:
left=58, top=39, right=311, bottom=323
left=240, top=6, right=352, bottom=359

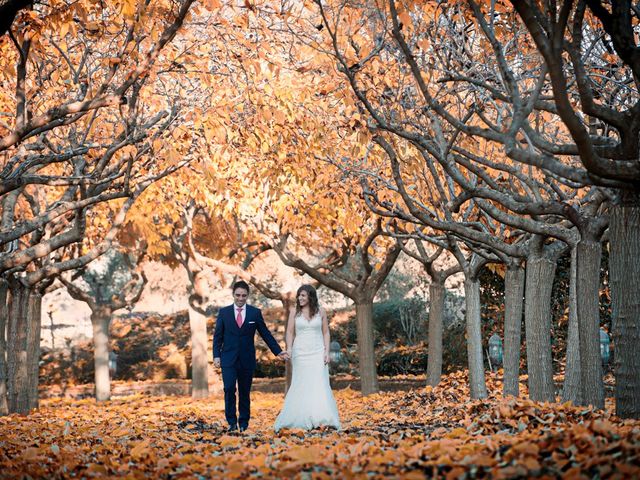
left=274, top=311, right=341, bottom=432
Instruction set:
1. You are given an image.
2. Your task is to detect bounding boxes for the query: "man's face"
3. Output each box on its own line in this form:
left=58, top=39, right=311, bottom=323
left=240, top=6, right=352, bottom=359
left=233, top=288, right=249, bottom=308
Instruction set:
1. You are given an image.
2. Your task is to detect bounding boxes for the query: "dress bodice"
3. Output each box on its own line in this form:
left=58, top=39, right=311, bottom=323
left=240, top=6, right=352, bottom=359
left=292, top=311, right=323, bottom=351
left=294, top=311, right=321, bottom=333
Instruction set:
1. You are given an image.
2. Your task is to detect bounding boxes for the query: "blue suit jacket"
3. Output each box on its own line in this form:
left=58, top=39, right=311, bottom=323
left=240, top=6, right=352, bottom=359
left=213, top=304, right=282, bottom=369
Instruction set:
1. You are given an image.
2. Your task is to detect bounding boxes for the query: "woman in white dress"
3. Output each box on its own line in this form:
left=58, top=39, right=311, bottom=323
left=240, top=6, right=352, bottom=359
left=274, top=285, right=341, bottom=432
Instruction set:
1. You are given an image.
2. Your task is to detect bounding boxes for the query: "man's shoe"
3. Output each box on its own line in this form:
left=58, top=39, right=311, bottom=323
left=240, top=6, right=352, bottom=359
left=227, top=425, right=238, bottom=432
left=239, top=425, right=248, bottom=432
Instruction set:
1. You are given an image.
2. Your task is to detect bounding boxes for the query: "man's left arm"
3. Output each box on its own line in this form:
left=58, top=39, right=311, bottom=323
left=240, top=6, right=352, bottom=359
left=255, top=309, right=284, bottom=357
left=213, top=308, right=225, bottom=368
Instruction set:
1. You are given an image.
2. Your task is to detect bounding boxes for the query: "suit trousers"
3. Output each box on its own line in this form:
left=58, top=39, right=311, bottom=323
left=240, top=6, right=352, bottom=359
left=221, top=363, right=254, bottom=428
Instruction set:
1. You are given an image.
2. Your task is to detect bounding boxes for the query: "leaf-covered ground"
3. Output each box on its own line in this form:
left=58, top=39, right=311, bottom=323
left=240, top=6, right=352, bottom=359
left=1, top=372, right=639, bottom=479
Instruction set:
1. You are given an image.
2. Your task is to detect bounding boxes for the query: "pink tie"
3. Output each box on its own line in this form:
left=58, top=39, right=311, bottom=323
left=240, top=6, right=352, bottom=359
left=236, top=308, right=243, bottom=328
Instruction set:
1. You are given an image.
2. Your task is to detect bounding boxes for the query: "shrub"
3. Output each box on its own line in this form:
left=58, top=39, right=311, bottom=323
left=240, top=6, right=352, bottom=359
left=442, top=321, right=467, bottom=372
left=330, top=298, right=429, bottom=349
left=372, top=301, right=402, bottom=345
left=375, top=320, right=468, bottom=377
left=377, top=343, right=428, bottom=376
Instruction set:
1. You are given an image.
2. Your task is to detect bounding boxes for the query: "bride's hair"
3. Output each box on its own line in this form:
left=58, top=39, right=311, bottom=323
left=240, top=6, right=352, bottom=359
left=296, top=284, right=319, bottom=317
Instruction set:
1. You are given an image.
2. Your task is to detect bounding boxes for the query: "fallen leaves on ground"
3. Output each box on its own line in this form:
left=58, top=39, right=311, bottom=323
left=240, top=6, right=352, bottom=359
left=1, top=371, right=638, bottom=479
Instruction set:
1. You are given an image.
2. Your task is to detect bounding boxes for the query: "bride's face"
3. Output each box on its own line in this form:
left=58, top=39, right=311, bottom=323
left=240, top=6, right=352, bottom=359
left=298, top=291, right=309, bottom=307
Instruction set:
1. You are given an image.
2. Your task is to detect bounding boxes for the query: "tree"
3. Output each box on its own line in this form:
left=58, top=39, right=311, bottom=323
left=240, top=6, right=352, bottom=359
left=123, top=0, right=386, bottom=396
left=0, top=280, right=7, bottom=414
left=272, top=221, right=401, bottom=395
left=397, top=240, right=460, bottom=387
left=166, top=203, right=238, bottom=399
left=306, top=0, right=616, bottom=407
left=171, top=212, right=313, bottom=393
left=0, top=0, right=198, bottom=414
left=509, top=0, right=640, bottom=419
left=60, top=246, right=146, bottom=401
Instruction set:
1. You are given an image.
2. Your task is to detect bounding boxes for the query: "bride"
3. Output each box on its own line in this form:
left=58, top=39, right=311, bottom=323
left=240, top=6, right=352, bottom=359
left=274, top=285, right=341, bottom=432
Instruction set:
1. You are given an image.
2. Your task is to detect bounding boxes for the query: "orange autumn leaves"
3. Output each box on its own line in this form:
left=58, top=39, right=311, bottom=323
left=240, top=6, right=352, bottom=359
left=1, top=371, right=639, bottom=479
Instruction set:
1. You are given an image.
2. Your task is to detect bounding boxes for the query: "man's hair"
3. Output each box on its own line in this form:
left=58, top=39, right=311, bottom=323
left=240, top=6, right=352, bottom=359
left=232, top=280, right=250, bottom=293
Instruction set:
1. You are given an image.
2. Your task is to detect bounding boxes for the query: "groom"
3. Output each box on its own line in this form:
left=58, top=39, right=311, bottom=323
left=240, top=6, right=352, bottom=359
left=213, top=280, right=288, bottom=432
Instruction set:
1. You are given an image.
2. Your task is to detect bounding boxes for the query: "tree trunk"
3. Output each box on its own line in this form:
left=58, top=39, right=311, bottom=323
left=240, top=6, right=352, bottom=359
left=464, top=277, right=488, bottom=399
left=563, top=246, right=582, bottom=404
left=26, top=292, right=41, bottom=411
left=426, top=281, right=445, bottom=387
left=282, top=296, right=294, bottom=394
left=609, top=193, right=640, bottom=419
left=188, top=305, right=209, bottom=399
left=524, top=257, right=556, bottom=402
left=355, top=301, right=379, bottom=395
left=503, top=264, right=524, bottom=397
left=576, top=238, right=604, bottom=409
left=6, top=282, right=30, bottom=414
left=0, top=281, right=8, bottom=415
left=91, top=307, right=112, bottom=402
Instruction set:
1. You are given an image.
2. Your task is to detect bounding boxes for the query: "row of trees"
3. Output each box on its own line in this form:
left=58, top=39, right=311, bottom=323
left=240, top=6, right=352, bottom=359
left=297, top=0, right=638, bottom=417
left=0, top=0, right=210, bottom=413
left=128, top=0, right=638, bottom=419
left=1, top=0, right=638, bottom=421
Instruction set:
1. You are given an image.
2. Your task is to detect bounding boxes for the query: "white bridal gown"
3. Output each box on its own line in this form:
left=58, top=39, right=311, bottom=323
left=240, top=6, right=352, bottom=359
left=274, top=312, right=341, bottom=432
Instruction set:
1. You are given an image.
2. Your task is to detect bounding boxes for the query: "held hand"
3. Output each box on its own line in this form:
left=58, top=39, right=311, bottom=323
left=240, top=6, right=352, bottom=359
left=213, top=358, right=221, bottom=369
left=278, top=351, right=290, bottom=361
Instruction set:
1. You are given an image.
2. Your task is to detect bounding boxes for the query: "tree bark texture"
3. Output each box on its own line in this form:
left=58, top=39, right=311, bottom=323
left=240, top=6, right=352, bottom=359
left=91, top=308, right=112, bottom=402
left=609, top=195, right=640, bottom=419
left=464, top=277, right=488, bottom=399
left=426, top=281, right=445, bottom=387
left=563, top=246, right=582, bottom=404
left=356, top=302, right=379, bottom=395
left=26, top=292, right=41, bottom=410
left=6, top=283, right=30, bottom=414
left=188, top=305, right=209, bottom=399
left=0, top=281, right=8, bottom=415
left=524, top=257, right=557, bottom=402
left=576, top=239, right=604, bottom=409
left=503, top=265, right=525, bottom=397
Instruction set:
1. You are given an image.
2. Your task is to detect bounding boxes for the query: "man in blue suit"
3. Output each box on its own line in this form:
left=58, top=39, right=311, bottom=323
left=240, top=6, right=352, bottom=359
left=213, top=280, right=288, bottom=432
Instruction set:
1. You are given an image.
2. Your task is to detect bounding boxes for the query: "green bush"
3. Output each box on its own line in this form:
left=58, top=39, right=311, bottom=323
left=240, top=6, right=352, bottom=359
left=332, top=298, right=429, bottom=348
left=442, top=321, right=467, bottom=372
left=377, top=343, right=428, bottom=376
left=372, top=300, right=405, bottom=344
left=375, top=320, right=468, bottom=377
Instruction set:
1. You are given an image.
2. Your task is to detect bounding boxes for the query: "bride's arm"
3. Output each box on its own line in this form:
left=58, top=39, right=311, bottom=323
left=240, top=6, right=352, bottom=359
left=321, top=308, right=330, bottom=364
left=285, top=308, right=296, bottom=353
